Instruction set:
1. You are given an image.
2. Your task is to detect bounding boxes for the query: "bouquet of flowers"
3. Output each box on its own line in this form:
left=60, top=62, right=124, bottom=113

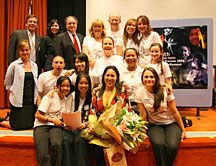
left=111, top=107, right=148, bottom=151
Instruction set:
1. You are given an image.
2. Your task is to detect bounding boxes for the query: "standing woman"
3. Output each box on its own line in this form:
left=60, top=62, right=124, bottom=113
left=147, top=43, right=172, bottom=88
left=88, top=65, right=129, bottom=166
left=116, top=18, right=139, bottom=56
left=147, top=43, right=172, bottom=86
left=120, top=48, right=143, bottom=112
left=4, top=40, right=38, bottom=130
left=82, top=19, right=106, bottom=69
left=62, top=73, right=92, bottom=166
left=34, top=76, right=73, bottom=166
left=135, top=67, right=186, bottom=166
left=137, top=15, right=162, bottom=66
left=40, top=19, right=63, bottom=71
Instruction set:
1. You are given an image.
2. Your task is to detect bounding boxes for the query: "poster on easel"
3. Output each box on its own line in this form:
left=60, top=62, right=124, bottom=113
left=151, top=18, right=213, bottom=107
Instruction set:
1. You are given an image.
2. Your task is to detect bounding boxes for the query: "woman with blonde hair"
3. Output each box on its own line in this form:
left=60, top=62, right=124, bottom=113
left=82, top=19, right=106, bottom=69
left=4, top=40, right=38, bottom=130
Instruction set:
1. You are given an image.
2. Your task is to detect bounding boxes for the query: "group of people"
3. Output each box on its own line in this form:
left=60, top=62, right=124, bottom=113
left=2, top=13, right=187, bottom=166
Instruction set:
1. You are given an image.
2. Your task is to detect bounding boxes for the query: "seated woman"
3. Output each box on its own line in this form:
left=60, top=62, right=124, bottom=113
left=88, top=65, right=129, bottom=166
left=69, top=52, right=100, bottom=88
left=120, top=48, right=143, bottom=113
left=33, top=76, right=73, bottom=166
left=135, top=67, right=186, bottom=166
left=62, top=73, right=92, bottom=166
left=3, top=40, right=38, bottom=130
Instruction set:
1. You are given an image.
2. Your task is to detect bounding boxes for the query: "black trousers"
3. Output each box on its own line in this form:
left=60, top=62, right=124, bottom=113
left=34, top=126, right=63, bottom=166
left=148, top=122, right=181, bottom=166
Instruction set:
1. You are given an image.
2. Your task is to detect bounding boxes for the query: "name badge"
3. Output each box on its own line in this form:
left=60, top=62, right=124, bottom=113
left=84, top=105, right=89, bottom=110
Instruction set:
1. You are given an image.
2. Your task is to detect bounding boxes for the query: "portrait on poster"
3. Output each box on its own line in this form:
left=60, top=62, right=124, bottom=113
left=153, top=26, right=207, bottom=89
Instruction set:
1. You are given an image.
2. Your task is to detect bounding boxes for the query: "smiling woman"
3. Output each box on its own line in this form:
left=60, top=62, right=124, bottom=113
left=93, top=36, right=125, bottom=76
left=88, top=65, right=129, bottom=166
left=82, top=19, right=106, bottom=69
left=135, top=67, right=186, bottom=166
left=4, top=40, right=38, bottom=130
left=34, top=76, right=73, bottom=166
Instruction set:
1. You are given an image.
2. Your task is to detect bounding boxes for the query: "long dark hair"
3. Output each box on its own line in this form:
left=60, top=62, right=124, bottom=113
left=47, top=19, right=63, bottom=38
left=73, top=52, right=89, bottom=74
left=99, top=65, right=122, bottom=97
left=149, top=43, right=164, bottom=75
left=74, top=73, right=92, bottom=121
left=141, top=67, right=164, bottom=111
left=56, top=76, right=74, bottom=97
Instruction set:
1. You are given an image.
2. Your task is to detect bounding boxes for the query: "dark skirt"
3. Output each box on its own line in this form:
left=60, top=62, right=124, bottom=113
left=9, top=72, right=37, bottom=130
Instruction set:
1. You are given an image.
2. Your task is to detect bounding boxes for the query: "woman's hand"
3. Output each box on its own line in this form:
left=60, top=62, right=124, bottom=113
left=181, top=130, right=187, bottom=142
left=47, top=90, right=55, bottom=98
left=88, top=122, right=95, bottom=134
left=53, top=118, right=64, bottom=127
left=77, top=122, right=88, bottom=130
left=64, top=69, right=75, bottom=77
left=64, top=125, right=72, bottom=131
left=163, top=83, right=173, bottom=95
left=140, top=64, right=147, bottom=69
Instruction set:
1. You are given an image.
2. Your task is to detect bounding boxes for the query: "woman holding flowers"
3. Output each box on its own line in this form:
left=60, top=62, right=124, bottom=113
left=135, top=67, right=186, bottom=166
left=88, top=65, right=129, bottom=166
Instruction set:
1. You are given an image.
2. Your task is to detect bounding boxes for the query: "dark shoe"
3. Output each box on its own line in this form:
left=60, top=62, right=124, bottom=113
left=0, top=112, right=10, bottom=122
left=182, top=116, right=193, bottom=128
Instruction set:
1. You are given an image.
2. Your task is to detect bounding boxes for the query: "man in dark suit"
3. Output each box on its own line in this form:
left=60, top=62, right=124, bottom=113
left=7, top=15, right=43, bottom=74
left=55, top=16, right=84, bottom=69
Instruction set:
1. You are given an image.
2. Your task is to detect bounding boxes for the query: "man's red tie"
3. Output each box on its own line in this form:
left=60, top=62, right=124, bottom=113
left=72, top=34, right=80, bottom=53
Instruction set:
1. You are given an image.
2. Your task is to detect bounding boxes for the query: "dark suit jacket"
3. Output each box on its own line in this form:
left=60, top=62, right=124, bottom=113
left=55, top=32, right=84, bottom=69
left=7, top=29, right=43, bottom=74
left=40, top=35, right=56, bottom=71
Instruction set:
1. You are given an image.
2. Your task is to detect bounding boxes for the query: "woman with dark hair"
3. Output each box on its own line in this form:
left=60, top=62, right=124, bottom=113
left=116, top=18, right=139, bottom=56
left=34, top=76, right=73, bottom=166
left=137, top=15, right=162, bottom=66
left=135, top=67, right=186, bottom=166
left=69, top=52, right=100, bottom=88
left=88, top=65, right=129, bottom=166
left=62, top=73, right=92, bottom=166
left=147, top=43, right=172, bottom=86
left=120, top=47, right=143, bottom=113
left=40, top=19, right=63, bottom=71
left=4, top=40, right=38, bottom=130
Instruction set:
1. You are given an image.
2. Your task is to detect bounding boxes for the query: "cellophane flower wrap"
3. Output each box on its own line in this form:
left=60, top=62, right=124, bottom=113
left=100, top=100, right=148, bottom=152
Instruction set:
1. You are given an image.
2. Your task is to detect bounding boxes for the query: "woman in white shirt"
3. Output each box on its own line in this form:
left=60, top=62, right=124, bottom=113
left=135, top=67, right=186, bottom=166
left=120, top=47, right=143, bottom=113
left=116, top=18, right=139, bottom=56
left=69, top=52, right=100, bottom=88
left=147, top=43, right=172, bottom=86
left=34, top=76, right=73, bottom=166
left=93, top=36, right=125, bottom=76
left=4, top=40, right=38, bottom=130
left=137, top=15, right=162, bottom=66
left=62, top=73, right=92, bottom=166
left=82, top=19, right=106, bottom=70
